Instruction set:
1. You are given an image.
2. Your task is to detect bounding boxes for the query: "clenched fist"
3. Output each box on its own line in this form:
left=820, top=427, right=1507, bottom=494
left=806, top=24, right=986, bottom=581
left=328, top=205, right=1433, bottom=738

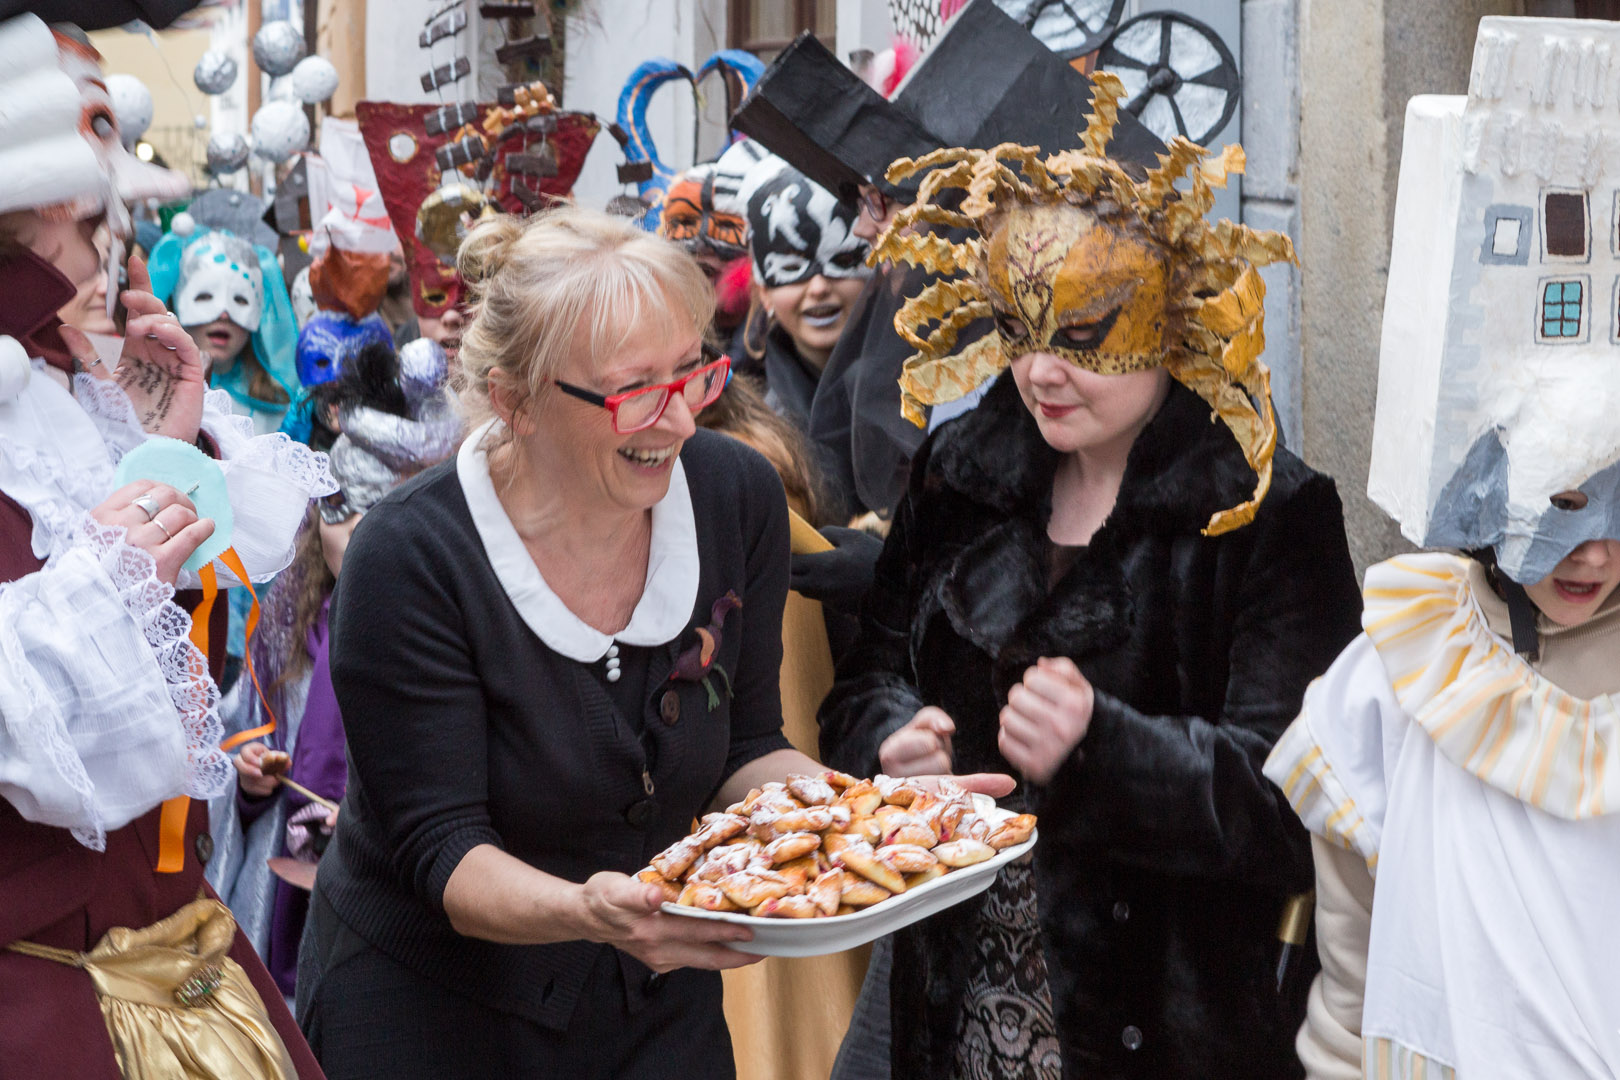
left=998, top=656, right=1094, bottom=784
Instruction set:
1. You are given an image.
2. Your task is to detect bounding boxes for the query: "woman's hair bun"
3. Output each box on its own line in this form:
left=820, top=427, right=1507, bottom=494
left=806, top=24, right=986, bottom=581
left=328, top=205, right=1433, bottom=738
left=457, top=214, right=523, bottom=289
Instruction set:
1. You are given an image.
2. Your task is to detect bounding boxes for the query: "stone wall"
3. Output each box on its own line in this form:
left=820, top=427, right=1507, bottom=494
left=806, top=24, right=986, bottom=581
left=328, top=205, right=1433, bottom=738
left=1296, top=0, right=1522, bottom=574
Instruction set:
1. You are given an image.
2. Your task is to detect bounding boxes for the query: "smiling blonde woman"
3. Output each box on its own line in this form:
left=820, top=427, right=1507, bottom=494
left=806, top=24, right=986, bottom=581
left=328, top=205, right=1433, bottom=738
left=298, top=207, right=918, bottom=1079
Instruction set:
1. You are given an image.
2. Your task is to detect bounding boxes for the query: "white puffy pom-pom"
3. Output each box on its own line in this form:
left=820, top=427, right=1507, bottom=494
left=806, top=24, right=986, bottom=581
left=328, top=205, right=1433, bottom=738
left=0, top=336, right=32, bottom=402
left=171, top=211, right=196, bottom=238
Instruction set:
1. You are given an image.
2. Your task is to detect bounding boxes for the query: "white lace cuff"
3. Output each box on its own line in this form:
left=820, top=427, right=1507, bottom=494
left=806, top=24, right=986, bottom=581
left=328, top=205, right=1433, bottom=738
left=72, top=372, right=147, bottom=464
left=76, top=515, right=233, bottom=804
left=0, top=516, right=232, bottom=848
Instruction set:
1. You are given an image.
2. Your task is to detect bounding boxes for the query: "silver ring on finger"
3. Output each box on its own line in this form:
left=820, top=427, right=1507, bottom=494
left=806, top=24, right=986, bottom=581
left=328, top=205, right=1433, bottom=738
left=130, top=493, right=161, bottom=521
left=152, top=516, right=173, bottom=540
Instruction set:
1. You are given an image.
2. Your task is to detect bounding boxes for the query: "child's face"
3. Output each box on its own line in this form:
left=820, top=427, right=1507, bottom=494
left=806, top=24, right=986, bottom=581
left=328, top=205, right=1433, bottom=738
left=1525, top=535, right=1620, bottom=627
left=186, top=316, right=249, bottom=370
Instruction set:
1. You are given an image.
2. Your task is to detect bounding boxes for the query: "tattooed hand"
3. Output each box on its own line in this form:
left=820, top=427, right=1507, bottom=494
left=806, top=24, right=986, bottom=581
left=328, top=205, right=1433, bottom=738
left=63, top=255, right=207, bottom=442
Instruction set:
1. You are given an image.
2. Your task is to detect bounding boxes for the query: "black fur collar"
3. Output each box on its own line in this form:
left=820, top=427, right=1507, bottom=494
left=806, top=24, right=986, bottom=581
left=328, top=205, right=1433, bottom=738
left=924, top=371, right=1260, bottom=680
left=928, top=370, right=1259, bottom=539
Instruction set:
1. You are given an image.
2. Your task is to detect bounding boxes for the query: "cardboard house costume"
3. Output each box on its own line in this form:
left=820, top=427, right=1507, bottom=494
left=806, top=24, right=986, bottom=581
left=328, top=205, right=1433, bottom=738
left=1368, top=16, right=1620, bottom=586
left=1266, top=17, right=1620, bottom=1080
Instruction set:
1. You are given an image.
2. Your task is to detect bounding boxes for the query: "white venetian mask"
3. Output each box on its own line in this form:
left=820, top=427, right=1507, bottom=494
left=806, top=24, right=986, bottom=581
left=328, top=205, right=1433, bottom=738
left=175, top=230, right=264, bottom=333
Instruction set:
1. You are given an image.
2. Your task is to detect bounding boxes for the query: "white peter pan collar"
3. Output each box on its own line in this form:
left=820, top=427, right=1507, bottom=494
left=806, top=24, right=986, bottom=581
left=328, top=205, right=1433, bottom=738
left=457, top=419, right=700, bottom=662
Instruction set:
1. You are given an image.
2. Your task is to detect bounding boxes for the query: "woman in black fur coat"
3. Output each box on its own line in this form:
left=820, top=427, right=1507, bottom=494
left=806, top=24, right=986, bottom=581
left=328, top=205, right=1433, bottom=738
left=818, top=104, right=1364, bottom=1080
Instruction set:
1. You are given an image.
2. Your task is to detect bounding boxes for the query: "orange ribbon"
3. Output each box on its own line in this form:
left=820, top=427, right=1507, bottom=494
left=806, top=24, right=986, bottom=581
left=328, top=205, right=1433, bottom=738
left=216, top=549, right=276, bottom=751
left=155, top=548, right=277, bottom=874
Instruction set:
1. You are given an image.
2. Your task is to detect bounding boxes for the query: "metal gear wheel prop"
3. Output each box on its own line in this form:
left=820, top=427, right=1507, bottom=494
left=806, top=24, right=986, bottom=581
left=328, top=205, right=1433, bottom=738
left=1097, top=11, right=1240, bottom=147
left=992, top=0, right=1128, bottom=59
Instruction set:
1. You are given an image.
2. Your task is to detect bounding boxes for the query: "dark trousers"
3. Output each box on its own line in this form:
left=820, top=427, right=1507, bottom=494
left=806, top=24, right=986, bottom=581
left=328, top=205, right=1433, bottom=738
left=297, top=890, right=735, bottom=1080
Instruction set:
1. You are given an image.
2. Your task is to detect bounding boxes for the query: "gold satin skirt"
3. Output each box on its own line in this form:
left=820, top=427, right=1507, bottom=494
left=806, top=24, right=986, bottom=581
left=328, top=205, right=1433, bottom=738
left=7, top=898, right=295, bottom=1080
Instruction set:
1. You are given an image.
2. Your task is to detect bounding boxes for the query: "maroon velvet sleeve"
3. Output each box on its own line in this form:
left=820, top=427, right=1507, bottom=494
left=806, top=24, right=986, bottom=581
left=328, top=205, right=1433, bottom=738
left=0, top=492, right=44, bottom=584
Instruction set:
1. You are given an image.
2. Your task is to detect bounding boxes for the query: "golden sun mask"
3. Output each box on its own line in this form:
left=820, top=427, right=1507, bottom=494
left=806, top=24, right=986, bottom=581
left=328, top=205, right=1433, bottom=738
left=984, top=202, right=1172, bottom=373
left=871, top=72, right=1297, bottom=535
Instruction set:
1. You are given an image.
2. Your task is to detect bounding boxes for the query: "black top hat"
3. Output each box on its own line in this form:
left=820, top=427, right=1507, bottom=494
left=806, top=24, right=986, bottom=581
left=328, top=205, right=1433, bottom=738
left=731, top=0, right=1164, bottom=204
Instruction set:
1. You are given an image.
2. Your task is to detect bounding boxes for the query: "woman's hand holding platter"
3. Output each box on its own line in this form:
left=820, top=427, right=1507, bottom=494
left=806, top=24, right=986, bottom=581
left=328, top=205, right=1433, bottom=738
left=576, top=871, right=761, bottom=973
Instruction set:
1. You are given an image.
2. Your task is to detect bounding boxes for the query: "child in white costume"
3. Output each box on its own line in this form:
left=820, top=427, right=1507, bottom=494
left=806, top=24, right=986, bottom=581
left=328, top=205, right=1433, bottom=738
left=1265, top=17, right=1620, bottom=1080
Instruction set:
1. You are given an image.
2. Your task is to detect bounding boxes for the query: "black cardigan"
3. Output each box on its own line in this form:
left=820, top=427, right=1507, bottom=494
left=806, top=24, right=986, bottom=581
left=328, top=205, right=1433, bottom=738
left=819, top=374, right=1364, bottom=1079
left=315, top=428, right=792, bottom=1031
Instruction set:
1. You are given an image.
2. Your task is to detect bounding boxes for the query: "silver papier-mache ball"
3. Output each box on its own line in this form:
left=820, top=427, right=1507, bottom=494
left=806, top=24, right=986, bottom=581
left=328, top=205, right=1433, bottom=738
left=206, top=132, right=251, bottom=175
left=252, top=21, right=306, bottom=77
left=291, top=55, right=340, bottom=104
left=250, top=100, right=310, bottom=163
left=194, top=49, right=238, bottom=95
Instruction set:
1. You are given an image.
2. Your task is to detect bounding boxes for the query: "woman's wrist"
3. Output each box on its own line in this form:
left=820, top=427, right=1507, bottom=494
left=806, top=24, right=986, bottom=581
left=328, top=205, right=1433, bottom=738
left=565, top=879, right=608, bottom=944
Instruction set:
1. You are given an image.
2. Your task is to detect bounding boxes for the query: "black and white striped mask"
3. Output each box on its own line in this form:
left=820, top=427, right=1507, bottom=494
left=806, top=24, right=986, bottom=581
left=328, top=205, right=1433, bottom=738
left=740, top=156, right=870, bottom=289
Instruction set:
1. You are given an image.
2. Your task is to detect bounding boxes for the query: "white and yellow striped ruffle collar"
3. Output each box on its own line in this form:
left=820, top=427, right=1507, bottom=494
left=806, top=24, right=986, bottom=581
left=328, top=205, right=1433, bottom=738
left=1363, top=1036, right=1456, bottom=1080
left=1363, top=552, right=1618, bottom=819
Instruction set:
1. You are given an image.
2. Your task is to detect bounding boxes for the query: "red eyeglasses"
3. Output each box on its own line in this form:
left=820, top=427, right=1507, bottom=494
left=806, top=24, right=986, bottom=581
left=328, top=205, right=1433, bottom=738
left=858, top=185, right=890, bottom=222
left=553, top=344, right=731, bottom=434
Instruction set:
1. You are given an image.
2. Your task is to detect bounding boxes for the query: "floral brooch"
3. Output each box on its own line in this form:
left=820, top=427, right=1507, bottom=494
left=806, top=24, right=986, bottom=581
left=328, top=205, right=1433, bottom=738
left=671, top=591, right=742, bottom=711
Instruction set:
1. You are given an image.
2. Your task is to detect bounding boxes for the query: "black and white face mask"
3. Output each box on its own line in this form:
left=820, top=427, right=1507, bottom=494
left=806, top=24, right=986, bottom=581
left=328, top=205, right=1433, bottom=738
left=740, top=156, right=871, bottom=289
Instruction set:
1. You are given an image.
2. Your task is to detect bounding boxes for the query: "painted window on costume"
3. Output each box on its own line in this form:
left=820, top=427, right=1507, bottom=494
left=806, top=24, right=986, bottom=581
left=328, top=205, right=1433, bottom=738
left=1479, top=205, right=1533, bottom=266
left=1541, top=190, right=1590, bottom=260
left=1612, top=278, right=1620, bottom=344
left=1540, top=278, right=1586, bottom=340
